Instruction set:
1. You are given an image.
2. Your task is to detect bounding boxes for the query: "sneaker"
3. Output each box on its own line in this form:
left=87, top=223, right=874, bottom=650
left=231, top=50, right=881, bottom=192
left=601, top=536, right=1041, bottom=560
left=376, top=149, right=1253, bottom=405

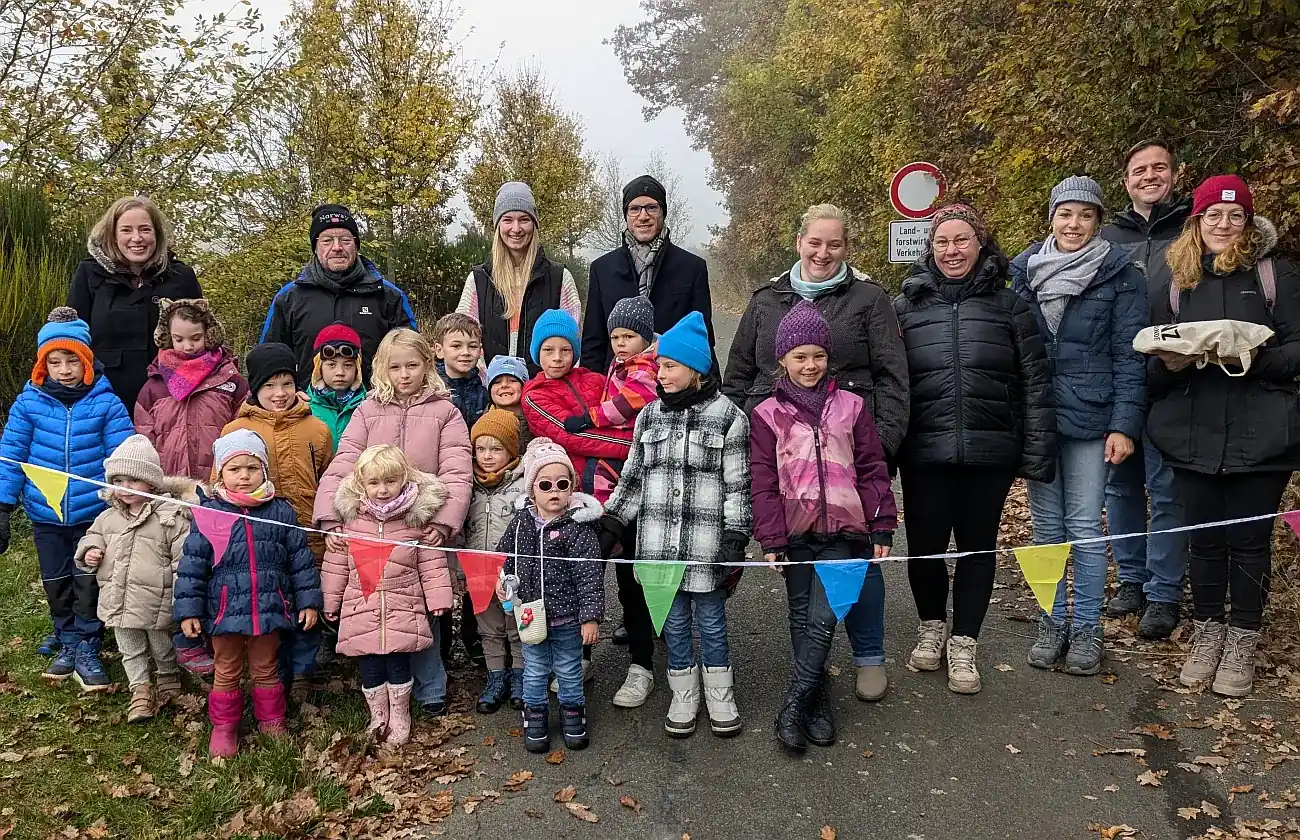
left=127, top=684, right=154, bottom=724
left=560, top=704, right=589, bottom=751
left=1027, top=615, right=1070, bottom=670
left=42, top=646, right=77, bottom=681
left=1138, top=602, right=1179, bottom=640
left=854, top=665, right=888, bottom=702
left=37, top=634, right=61, bottom=657
left=551, top=659, right=594, bottom=694
left=177, top=644, right=215, bottom=677
left=612, top=665, right=655, bottom=708
left=523, top=705, right=550, bottom=753
left=1105, top=582, right=1146, bottom=618
left=477, top=670, right=509, bottom=714
left=1179, top=619, right=1227, bottom=687
left=946, top=636, right=981, bottom=694
left=155, top=672, right=183, bottom=704
left=73, top=641, right=114, bottom=692
left=1212, top=626, right=1260, bottom=697
left=909, top=620, right=947, bottom=672
left=611, top=624, right=630, bottom=646
left=1062, top=624, right=1104, bottom=676
left=419, top=701, right=447, bottom=717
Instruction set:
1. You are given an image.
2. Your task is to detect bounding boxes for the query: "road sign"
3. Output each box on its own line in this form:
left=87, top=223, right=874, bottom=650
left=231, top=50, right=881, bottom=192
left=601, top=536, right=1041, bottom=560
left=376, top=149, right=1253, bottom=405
left=890, top=162, right=946, bottom=220
left=889, top=219, right=933, bottom=264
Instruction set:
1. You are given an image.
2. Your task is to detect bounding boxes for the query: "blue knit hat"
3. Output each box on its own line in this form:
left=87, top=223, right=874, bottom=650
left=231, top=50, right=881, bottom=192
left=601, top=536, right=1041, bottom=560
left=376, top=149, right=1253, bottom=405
left=34, top=307, right=94, bottom=386
left=486, top=355, right=530, bottom=386
left=656, top=311, right=712, bottom=374
left=530, top=309, right=581, bottom=366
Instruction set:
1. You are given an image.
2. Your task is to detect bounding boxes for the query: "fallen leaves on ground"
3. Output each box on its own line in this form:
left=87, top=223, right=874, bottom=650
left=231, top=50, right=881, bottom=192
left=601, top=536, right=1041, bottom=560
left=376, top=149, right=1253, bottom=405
left=619, top=795, right=642, bottom=813
left=819, top=827, right=837, bottom=840
left=994, top=664, right=1014, bottom=672
left=545, top=749, right=566, bottom=765
left=1135, top=723, right=1175, bottom=740
left=555, top=785, right=577, bottom=803
left=1006, top=744, right=1022, bottom=754
left=565, top=802, right=599, bottom=823
left=1087, top=824, right=1137, bottom=839
left=503, top=770, right=534, bottom=792
left=1137, top=769, right=1168, bottom=787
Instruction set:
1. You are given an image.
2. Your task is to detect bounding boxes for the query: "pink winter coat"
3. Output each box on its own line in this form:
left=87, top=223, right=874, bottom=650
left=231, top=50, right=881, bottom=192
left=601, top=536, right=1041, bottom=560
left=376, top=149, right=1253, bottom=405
left=134, top=348, right=248, bottom=481
left=321, top=471, right=454, bottom=656
left=314, top=388, right=472, bottom=540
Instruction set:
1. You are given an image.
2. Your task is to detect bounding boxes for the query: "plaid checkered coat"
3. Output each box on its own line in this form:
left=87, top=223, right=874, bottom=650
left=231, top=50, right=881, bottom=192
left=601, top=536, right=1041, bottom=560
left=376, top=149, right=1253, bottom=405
left=604, top=390, right=752, bottom=592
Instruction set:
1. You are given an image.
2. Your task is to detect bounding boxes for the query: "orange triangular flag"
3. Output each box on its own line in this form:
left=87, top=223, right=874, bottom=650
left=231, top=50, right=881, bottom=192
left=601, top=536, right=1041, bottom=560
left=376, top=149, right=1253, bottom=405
left=457, top=550, right=508, bottom=614
left=1013, top=543, right=1072, bottom=613
left=349, top=538, right=397, bottom=600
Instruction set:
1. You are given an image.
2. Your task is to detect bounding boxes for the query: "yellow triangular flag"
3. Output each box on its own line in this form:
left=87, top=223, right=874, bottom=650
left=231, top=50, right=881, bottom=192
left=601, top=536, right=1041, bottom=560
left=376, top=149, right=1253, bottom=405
left=1013, top=543, right=1072, bottom=613
left=21, top=463, right=67, bottom=522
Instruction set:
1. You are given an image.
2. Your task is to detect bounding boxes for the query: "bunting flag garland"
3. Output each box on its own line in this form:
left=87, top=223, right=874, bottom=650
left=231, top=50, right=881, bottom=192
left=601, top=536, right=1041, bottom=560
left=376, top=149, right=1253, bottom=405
left=1012, top=543, right=1072, bottom=613
left=458, top=550, right=508, bottom=615
left=636, top=560, right=686, bottom=634
left=21, top=464, right=67, bottom=522
left=814, top=560, right=872, bottom=621
left=350, top=538, right=398, bottom=600
left=191, top=506, right=239, bottom=567
left=1282, top=510, right=1300, bottom=540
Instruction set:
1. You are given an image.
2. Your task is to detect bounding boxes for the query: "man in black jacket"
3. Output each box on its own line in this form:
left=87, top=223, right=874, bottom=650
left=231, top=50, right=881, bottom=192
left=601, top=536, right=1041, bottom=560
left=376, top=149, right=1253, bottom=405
left=261, top=204, right=417, bottom=388
left=581, top=175, right=716, bottom=374
left=1099, top=140, right=1190, bottom=639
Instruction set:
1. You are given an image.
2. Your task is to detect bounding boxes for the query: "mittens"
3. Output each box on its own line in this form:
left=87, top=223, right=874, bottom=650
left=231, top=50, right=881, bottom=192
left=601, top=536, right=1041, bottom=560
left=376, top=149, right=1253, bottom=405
left=563, top=415, right=594, bottom=434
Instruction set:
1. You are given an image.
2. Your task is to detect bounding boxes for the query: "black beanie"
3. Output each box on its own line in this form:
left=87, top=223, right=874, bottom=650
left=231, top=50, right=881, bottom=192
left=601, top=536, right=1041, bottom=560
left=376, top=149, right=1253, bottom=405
left=622, top=175, right=668, bottom=218
left=246, top=342, right=298, bottom=401
left=310, top=204, right=360, bottom=248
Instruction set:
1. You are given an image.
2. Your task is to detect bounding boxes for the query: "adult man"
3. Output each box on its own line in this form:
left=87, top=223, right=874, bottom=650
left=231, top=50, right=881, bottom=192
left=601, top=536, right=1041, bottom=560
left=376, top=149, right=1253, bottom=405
left=261, top=204, right=417, bottom=388
left=1099, top=140, right=1191, bottom=639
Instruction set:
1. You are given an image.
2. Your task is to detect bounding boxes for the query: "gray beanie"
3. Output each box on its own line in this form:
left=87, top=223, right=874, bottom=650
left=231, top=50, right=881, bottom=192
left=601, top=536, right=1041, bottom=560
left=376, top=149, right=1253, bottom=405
left=104, top=434, right=165, bottom=489
left=607, top=295, right=655, bottom=346
left=493, top=182, right=539, bottom=228
left=1049, top=175, right=1106, bottom=222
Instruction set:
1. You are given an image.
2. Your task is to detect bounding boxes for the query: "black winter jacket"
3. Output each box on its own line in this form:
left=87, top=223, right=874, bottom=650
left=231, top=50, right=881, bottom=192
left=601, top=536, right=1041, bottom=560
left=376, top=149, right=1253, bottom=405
left=66, top=255, right=203, bottom=411
left=1100, top=196, right=1192, bottom=308
left=723, top=269, right=911, bottom=457
left=1146, top=218, right=1300, bottom=474
left=498, top=493, right=605, bottom=626
left=893, top=254, right=1056, bottom=481
left=472, top=252, right=565, bottom=377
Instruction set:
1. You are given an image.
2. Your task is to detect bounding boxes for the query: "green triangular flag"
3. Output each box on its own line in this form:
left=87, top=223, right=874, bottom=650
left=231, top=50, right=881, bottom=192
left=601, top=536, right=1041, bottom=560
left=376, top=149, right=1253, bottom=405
left=636, top=561, right=686, bottom=634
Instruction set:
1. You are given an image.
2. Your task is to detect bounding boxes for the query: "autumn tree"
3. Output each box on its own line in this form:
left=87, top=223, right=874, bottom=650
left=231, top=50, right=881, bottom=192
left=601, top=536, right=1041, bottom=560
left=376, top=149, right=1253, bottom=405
left=593, top=150, right=694, bottom=252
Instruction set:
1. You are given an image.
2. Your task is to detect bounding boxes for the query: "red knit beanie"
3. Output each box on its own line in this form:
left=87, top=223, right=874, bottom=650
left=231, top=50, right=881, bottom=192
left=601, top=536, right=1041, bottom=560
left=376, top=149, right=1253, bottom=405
left=1192, top=175, right=1253, bottom=218
left=313, top=322, right=362, bottom=352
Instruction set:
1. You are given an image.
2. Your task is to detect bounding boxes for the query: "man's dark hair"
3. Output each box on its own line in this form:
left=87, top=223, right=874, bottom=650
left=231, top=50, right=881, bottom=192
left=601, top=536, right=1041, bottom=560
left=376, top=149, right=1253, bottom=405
left=1122, top=139, right=1175, bottom=174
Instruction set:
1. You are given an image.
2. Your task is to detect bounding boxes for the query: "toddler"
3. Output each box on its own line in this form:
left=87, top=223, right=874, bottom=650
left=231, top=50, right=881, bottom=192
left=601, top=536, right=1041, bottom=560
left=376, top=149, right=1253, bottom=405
left=486, top=355, right=531, bottom=451
left=564, top=295, right=659, bottom=436
left=307, top=322, right=366, bottom=448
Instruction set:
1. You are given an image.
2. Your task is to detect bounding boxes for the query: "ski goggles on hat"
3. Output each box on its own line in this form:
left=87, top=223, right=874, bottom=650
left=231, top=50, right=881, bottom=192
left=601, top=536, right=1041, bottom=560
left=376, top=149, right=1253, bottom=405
left=536, top=478, right=571, bottom=492
left=320, top=344, right=359, bottom=360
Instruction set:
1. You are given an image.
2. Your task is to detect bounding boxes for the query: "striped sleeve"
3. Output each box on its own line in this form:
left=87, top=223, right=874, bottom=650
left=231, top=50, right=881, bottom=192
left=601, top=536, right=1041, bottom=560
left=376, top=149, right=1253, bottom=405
left=589, top=359, right=658, bottom=428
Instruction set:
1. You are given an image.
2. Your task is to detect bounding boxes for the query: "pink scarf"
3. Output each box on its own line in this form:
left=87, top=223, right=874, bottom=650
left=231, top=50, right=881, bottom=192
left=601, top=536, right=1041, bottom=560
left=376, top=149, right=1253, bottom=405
left=360, top=481, right=418, bottom=520
left=156, top=349, right=224, bottom=402
left=214, top=480, right=276, bottom=508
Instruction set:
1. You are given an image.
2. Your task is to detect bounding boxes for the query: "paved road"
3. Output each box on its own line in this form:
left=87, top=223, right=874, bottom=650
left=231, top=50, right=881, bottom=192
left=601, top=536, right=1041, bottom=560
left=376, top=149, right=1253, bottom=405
left=430, top=310, right=1281, bottom=840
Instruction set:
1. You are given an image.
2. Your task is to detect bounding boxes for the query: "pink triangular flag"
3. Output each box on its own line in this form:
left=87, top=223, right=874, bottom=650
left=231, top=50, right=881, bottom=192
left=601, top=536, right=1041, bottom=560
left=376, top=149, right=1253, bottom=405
left=1283, top=511, right=1300, bottom=540
left=457, top=550, right=508, bottom=615
left=350, top=538, right=398, bottom=600
left=192, top=506, right=239, bottom=567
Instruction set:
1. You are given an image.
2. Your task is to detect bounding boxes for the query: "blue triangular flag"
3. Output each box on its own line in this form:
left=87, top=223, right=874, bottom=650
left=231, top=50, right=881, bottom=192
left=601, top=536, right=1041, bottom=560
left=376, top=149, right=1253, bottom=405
left=815, top=560, right=871, bottom=622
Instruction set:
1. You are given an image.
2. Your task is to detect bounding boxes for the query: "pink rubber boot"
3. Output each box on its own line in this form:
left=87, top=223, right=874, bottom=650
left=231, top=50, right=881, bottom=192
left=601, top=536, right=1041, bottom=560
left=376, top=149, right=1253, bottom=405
left=251, top=684, right=288, bottom=738
left=362, top=683, right=390, bottom=738
left=386, top=680, right=414, bottom=746
left=207, top=690, right=244, bottom=758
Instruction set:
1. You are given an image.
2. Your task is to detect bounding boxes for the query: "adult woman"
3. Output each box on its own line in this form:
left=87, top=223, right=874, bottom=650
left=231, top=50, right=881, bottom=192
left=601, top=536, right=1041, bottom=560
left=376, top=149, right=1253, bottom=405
left=1010, top=176, right=1146, bottom=678
left=1147, top=175, right=1299, bottom=697
left=894, top=203, right=1055, bottom=694
left=724, top=203, right=909, bottom=702
left=67, top=197, right=202, bottom=410
left=458, top=182, right=581, bottom=374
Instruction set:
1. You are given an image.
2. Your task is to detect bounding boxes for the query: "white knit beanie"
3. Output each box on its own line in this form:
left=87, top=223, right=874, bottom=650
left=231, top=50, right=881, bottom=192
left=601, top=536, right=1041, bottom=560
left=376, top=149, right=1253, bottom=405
left=522, top=437, right=576, bottom=493
left=104, top=435, right=165, bottom=489
left=212, top=429, right=269, bottom=475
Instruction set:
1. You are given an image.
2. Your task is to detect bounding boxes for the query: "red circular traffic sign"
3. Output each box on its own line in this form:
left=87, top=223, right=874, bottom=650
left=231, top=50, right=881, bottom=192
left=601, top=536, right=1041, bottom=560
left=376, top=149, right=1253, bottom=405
left=890, top=162, right=947, bottom=219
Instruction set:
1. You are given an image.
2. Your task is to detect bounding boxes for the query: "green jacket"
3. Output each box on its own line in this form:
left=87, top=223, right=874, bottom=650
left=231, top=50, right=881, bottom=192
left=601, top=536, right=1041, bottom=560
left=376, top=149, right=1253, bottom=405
left=308, top=386, right=367, bottom=448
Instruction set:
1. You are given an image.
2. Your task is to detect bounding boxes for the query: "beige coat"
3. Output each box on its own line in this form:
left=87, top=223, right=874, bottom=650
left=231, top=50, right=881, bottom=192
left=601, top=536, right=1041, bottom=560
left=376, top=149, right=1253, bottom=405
left=75, top=478, right=199, bottom=630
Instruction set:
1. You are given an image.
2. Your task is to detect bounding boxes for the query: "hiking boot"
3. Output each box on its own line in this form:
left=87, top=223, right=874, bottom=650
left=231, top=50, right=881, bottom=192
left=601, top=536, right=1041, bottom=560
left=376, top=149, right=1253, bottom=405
left=1063, top=624, right=1105, bottom=676
left=37, top=634, right=60, bottom=657
left=177, top=644, right=215, bottom=677
left=1212, top=626, right=1260, bottom=698
left=664, top=666, right=700, bottom=738
left=250, top=684, right=288, bottom=737
left=613, top=664, right=655, bottom=708
left=127, top=684, right=154, bottom=724
left=73, top=640, right=114, bottom=692
left=523, top=705, right=550, bottom=754
left=362, top=683, right=389, bottom=737
left=386, top=681, right=414, bottom=746
left=946, top=636, right=981, bottom=694
left=508, top=668, right=524, bottom=711
left=560, top=704, right=589, bottom=751
left=1027, top=615, right=1070, bottom=670
left=419, top=700, right=447, bottom=717
left=477, top=669, right=509, bottom=714
left=909, top=620, right=947, bottom=671
left=774, top=689, right=806, bottom=753
left=1138, top=602, right=1179, bottom=640
left=855, top=665, right=888, bottom=702
left=702, top=666, right=742, bottom=737
left=43, top=645, right=77, bottom=681
left=612, top=624, right=629, bottom=645
left=1179, top=619, right=1227, bottom=687
left=155, top=672, right=183, bottom=704
left=207, top=690, right=243, bottom=758
left=1105, top=582, right=1146, bottom=618
left=803, top=675, right=836, bottom=747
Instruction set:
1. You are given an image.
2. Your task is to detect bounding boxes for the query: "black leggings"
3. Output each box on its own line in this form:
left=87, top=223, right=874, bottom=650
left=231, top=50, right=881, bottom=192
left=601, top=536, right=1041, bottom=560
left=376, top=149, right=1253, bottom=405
left=614, top=521, right=655, bottom=670
left=784, top=536, right=855, bottom=695
left=357, top=652, right=412, bottom=689
left=901, top=466, right=1016, bottom=639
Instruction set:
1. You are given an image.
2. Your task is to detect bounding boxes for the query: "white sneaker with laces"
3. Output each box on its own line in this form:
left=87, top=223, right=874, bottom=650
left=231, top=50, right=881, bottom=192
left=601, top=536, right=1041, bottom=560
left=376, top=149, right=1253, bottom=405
left=612, top=664, right=655, bottom=708
left=909, top=620, right=947, bottom=671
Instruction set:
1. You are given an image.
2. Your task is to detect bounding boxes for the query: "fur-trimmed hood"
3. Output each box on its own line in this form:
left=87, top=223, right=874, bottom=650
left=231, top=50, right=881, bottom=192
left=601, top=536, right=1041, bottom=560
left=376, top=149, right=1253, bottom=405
left=1253, top=216, right=1279, bottom=259
left=332, top=469, right=450, bottom=528
left=98, top=474, right=201, bottom=525
left=513, top=490, right=603, bottom=524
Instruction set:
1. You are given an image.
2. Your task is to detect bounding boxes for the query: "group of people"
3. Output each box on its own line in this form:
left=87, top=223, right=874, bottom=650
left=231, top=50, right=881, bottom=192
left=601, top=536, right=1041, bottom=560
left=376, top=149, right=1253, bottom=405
left=0, top=144, right=1294, bottom=764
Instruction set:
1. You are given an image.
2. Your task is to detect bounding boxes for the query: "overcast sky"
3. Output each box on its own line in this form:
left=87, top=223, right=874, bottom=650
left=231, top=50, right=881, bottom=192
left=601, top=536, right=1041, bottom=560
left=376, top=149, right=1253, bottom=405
left=253, top=0, right=725, bottom=248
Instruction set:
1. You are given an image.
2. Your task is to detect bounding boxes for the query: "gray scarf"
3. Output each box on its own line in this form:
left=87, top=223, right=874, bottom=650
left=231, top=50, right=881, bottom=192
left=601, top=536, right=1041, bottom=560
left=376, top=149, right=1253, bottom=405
left=623, top=227, right=669, bottom=297
left=1026, top=236, right=1111, bottom=334
left=305, top=254, right=369, bottom=294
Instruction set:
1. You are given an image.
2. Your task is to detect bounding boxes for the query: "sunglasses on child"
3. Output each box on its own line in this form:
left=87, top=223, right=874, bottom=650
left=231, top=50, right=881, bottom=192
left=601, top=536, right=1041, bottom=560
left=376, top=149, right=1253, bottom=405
left=536, top=478, right=572, bottom=492
left=320, top=345, right=358, bottom=360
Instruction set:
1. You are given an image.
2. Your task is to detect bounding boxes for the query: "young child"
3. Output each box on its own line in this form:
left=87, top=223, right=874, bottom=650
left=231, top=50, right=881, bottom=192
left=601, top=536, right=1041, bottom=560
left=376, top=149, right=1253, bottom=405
left=222, top=342, right=333, bottom=688
left=306, top=322, right=366, bottom=448
left=433, top=312, right=489, bottom=430
left=76, top=435, right=196, bottom=722
left=486, top=355, right=531, bottom=451
left=175, top=429, right=322, bottom=758
left=314, top=328, right=472, bottom=716
left=565, top=295, right=659, bottom=435
left=0, top=307, right=134, bottom=689
left=496, top=438, right=604, bottom=754
left=135, top=297, right=247, bottom=678
left=750, top=301, right=896, bottom=754
left=602, top=311, right=751, bottom=739
left=321, top=445, right=453, bottom=746
left=465, top=408, right=527, bottom=714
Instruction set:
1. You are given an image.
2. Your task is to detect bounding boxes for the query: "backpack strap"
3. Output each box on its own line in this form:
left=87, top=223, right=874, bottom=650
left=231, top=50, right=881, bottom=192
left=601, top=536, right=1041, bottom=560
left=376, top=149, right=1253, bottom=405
left=1259, top=257, right=1276, bottom=313
left=1168, top=280, right=1181, bottom=321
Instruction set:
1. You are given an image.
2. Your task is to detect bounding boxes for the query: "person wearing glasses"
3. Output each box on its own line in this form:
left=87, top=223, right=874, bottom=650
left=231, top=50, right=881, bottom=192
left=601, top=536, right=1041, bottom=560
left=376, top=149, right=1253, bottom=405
left=306, top=322, right=366, bottom=449
left=261, top=204, right=417, bottom=388
left=1147, top=175, right=1300, bottom=698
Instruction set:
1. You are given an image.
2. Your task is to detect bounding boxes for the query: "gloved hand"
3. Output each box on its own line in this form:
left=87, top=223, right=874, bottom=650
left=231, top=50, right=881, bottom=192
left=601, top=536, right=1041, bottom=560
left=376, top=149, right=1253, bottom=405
left=563, top=414, right=594, bottom=434
left=0, top=503, right=12, bottom=555
left=720, top=530, right=748, bottom=597
left=598, top=515, right=625, bottom=558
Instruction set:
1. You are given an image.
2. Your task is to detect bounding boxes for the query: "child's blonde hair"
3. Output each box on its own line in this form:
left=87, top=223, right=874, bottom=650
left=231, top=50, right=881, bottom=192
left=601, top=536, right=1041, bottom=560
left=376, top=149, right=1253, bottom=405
left=343, top=445, right=415, bottom=495
left=369, top=328, right=445, bottom=403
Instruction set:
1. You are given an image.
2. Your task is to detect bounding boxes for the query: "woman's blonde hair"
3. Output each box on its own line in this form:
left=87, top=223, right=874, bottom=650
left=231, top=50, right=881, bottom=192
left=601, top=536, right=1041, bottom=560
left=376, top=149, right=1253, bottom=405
left=798, top=203, right=850, bottom=238
left=369, top=328, right=445, bottom=403
left=341, top=444, right=415, bottom=498
left=490, top=220, right=541, bottom=320
left=89, top=196, right=173, bottom=274
left=1166, top=216, right=1263, bottom=291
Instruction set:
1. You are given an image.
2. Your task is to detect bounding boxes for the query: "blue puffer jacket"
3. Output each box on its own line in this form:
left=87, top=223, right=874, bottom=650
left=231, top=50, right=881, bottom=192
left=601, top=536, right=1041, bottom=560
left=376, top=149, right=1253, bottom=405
left=173, top=493, right=323, bottom=637
left=1010, top=244, right=1147, bottom=442
left=0, top=376, right=134, bottom=524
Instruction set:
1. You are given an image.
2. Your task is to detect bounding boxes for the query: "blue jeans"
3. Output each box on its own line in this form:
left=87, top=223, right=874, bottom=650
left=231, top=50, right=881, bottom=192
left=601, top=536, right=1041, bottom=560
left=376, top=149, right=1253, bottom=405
left=1026, top=438, right=1108, bottom=628
left=1104, top=434, right=1188, bottom=604
left=32, top=522, right=102, bottom=645
left=844, top=563, right=886, bottom=666
left=411, top=615, right=447, bottom=706
left=521, top=622, right=585, bottom=708
left=663, top=588, right=730, bottom=671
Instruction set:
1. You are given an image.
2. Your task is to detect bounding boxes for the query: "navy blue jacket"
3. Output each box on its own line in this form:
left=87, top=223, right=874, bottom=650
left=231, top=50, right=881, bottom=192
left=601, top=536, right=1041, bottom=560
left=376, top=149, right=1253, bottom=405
left=437, top=360, right=489, bottom=430
left=498, top=493, right=604, bottom=626
left=174, top=493, right=323, bottom=637
left=1010, top=243, right=1147, bottom=442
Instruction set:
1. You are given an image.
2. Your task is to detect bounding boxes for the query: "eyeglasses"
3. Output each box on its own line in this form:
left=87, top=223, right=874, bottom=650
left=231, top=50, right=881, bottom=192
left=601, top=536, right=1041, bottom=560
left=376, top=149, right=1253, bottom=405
left=318, top=236, right=357, bottom=249
left=320, top=345, right=358, bottom=360
left=627, top=203, right=662, bottom=217
left=536, top=478, right=571, bottom=492
left=1202, top=209, right=1248, bottom=228
left=932, top=235, right=976, bottom=251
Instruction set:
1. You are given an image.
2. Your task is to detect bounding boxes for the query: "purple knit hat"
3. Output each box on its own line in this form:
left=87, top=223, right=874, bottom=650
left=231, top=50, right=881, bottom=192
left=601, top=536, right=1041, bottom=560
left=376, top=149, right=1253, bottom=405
left=776, top=300, right=831, bottom=359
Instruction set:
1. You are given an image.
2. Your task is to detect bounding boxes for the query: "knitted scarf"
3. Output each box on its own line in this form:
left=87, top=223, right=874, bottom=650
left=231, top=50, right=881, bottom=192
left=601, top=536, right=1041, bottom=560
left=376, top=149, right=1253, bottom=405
left=475, top=458, right=521, bottom=489
left=214, top=480, right=276, bottom=507
left=1026, top=236, right=1112, bottom=335
left=624, top=227, right=669, bottom=297
left=788, top=260, right=849, bottom=300
left=304, top=254, right=369, bottom=294
left=156, top=349, right=224, bottom=401
left=657, top=375, right=719, bottom=412
left=776, top=374, right=832, bottom=424
left=360, top=481, right=418, bottom=520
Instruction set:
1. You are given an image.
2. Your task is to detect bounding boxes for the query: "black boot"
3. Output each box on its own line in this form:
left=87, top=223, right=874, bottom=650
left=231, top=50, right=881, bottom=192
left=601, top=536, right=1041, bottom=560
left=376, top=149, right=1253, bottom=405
left=774, top=690, right=807, bottom=753
left=560, top=704, right=589, bottom=750
left=803, top=673, right=836, bottom=747
left=523, top=705, right=550, bottom=754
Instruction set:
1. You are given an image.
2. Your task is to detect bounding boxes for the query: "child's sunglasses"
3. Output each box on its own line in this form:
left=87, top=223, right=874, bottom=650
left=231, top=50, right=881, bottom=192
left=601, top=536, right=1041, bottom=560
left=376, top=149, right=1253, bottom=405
left=536, top=478, right=572, bottom=492
left=320, top=345, right=359, bottom=360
